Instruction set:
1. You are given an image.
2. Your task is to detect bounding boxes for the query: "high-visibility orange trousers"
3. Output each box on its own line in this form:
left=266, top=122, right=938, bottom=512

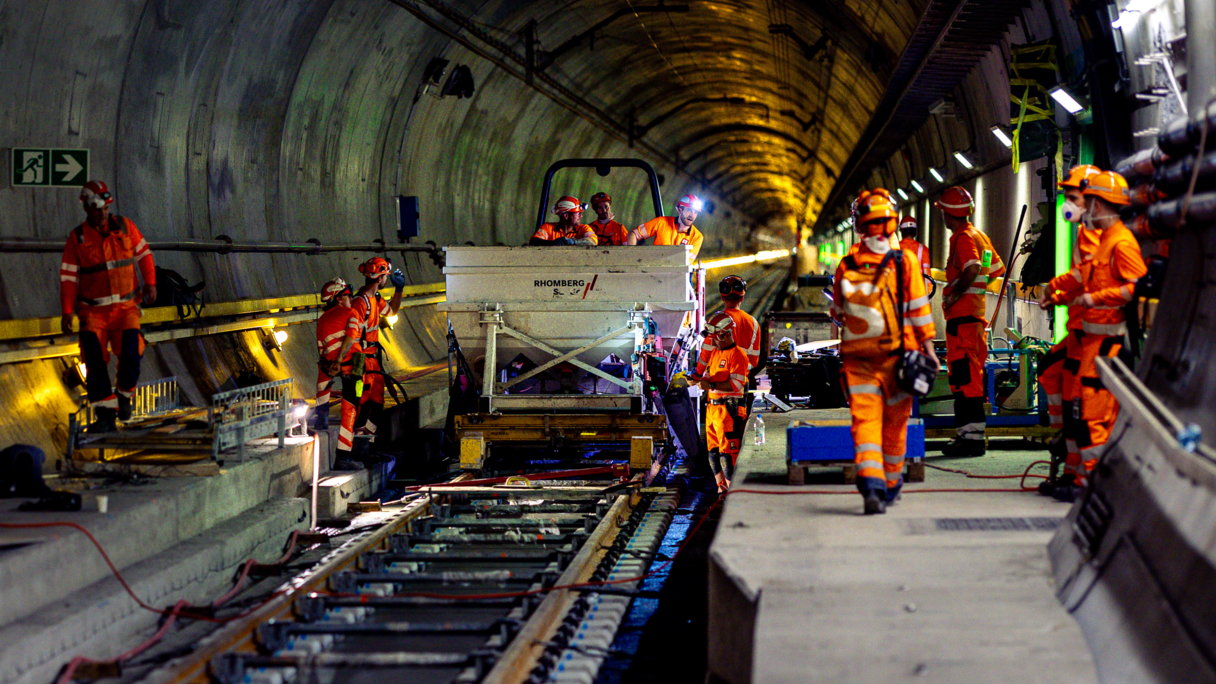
left=359, top=352, right=385, bottom=438
left=78, top=303, right=144, bottom=409
left=842, top=355, right=912, bottom=500
left=315, top=366, right=359, bottom=453
left=945, top=316, right=987, bottom=441
left=1070, top=333, right=1125, bottom=487
left=706, top=399, right=746, bottom=476
left=1037, top=332, right=1084, bottom=477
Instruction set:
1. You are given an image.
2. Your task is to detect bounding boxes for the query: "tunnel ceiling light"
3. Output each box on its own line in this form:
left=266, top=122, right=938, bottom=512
left=1049, top=86, right=1085, bottom=114
left=896, top=188, right=909, bottom=201
left=910, top=180, right=925, bottom=193
left=953, top=151, right=974, bottom=169
left=990, top=125, right=1014, bottom=148
left=929, top=168, right=944, bottom=183
left=274, top=330, right=288, bottom=346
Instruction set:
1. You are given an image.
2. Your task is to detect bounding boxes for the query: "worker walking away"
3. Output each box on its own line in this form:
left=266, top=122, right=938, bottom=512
left=938, top=186, right=1005, bottom=457
left=832, top=191, right=938, bottom=514
left=1036, top=164, right=1103, bottom=496
left=628, top=194, right=705, bottom=261
left=315, top=278, right=359, bottom=445
left=531, top=196, right=597, bottom=245
left=898, top=215, right=930, bottom=276
left=696, top=275, right=760, bottom=374
left=333, top=257, right=406, bottom=460
left=1043, top=171, right=1146, bottom=500
left=60, top=181, right=157, bottom=433
left=588, top=192, right=629, bottom=246
left=687, top=312, right=749, bottom=494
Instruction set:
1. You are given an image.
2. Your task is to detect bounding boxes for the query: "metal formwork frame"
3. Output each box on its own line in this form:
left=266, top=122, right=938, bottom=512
left=210, top=378, right=294, bottom=461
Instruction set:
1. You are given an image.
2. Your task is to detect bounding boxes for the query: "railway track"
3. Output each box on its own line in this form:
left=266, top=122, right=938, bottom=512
left=139, top=460, right=687, bottom=684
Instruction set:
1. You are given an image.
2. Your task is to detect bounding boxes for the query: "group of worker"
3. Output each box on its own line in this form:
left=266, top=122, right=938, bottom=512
left=830, top=165, right=1145, bottom=513
left=531, top=192, right=706, bottom=261
left=314, top=258, right=408, bottom=463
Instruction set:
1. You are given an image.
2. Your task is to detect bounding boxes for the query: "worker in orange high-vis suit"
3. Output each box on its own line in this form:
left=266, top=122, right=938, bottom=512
left=1041, top=171, right=1147, bottom=500
left=696, top=275, right=760, bottom=374
left=844, top=189, right=895, bottom=259
left=314, top=278, right=359, bottom=448
left=898, top=215, right=930, bottom=276
left=688, top=312, right=750, bottom=494
left=1035, top=164, right=1103, bottom=496
left=60, top=181, right=157, bottom=433
left=938, top=186, right=1005, bottom=457
left=831, top=191, right=938, bottom=514
left=333, top=257, right=406, bottom=461
left=627, top=194, right=705, bottom=261
left=587, top=192, right=630, bottom=246
left=531, top=196, right=598, bottom=246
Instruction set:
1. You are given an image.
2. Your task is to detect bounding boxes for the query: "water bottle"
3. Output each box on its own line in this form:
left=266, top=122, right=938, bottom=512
left=753, top=413, right=766, bottom=446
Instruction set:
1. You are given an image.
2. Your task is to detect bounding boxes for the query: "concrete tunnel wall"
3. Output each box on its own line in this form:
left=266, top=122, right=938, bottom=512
left=0, top=0, right=754, bottom=461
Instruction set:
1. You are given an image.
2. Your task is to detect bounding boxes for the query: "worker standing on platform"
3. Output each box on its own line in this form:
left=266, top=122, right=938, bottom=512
left=898, top=215, right=930, bottom=276
left=1036, top=164, right=1103, bottom=496
left=333, top=257, right=405, bottom=460
left=587, top=192, right=629, bottom=246
left=531, top=196, right=597, bottom=246
left=687, top=311, right=750, bottom=494
left=938, top=186, right=1005, bottom=457
left=627, top=194, right=705, bottom=261
left=696, top=275, right=760, bottom=374
left=60, top=181, right=157, bottom=433
left=832, top=191, right=937, bottom=514
left=315, top=278, right=361, bottom=447
left=1041, top=171, right=1146, bottom=500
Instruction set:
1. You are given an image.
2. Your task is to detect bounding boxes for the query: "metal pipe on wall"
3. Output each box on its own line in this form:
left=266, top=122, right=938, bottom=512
left=0, top=238, right=440, bottom=255
left=1186, top=0, right=1216, bottom=115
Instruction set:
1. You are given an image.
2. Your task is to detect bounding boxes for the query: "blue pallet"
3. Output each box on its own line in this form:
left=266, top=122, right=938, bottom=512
left=787, top=419, right=924, bottom=464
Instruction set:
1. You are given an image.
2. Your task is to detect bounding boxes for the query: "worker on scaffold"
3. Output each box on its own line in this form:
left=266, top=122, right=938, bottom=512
left=831, top=190, right=938, bottom=514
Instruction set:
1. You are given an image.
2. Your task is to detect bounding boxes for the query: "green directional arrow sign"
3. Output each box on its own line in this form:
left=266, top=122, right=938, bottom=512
left=50, top=149, right=89, bottom=187
left=12, top=148, right=50, bottom=186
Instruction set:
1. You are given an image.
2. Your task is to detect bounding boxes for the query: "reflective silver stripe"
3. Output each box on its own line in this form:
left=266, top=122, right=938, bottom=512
left=908, top=314, right=933, bottom=326
left=857, top=459, right=883, bottom=472
left=962, top=259, right=981, bottom=269
left=366, top=325, right=380, bottom=333
left=967, top=287, right=987, bottom=295
left=323, top=330, right=345, bottom=343
left=61, top=274, right=78, bottom=282
left=904, top=295, right=930, bottom=310
left=885, top=391, right=910, bottom=406
left=848, top=384, right=882, bottom=396
left=1046, top=395, right=1062, bottom=406
left=883, top=453, right=905, bottom=464
left=1090, top=305, right=1122, bottom=310
left=1082, top=320, right=1126, bottom=335
left=80, top=291, right=138, bottom=307
left=855, top=442, right=882, bottom=454
left=364, top=421, right=378, bottom=434
left=78, top=258, right=135, bottom=274
left=61, top=262, right=78, bottom=272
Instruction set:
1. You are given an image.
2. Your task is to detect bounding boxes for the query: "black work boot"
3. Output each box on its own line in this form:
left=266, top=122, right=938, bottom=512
left=311, top=406, right=330, bottom=432
left=89, top=407, right=118, bottom=434
left=117, top=395, right=133, bottom=422
left=940, top=437, right=985, bottom=458
left=863, top=492, right=887, bottom=515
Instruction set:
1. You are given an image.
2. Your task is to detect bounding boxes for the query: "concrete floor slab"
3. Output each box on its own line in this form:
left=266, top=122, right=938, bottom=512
left=708, top=409, right=1098, bottom=684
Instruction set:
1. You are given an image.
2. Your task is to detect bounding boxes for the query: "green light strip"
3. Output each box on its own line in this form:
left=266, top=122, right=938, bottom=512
left=1053, top=192, right=1070, bottom=342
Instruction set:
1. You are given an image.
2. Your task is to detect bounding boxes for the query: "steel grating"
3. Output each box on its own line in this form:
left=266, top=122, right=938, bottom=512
left=935, top=517, right=1063, bottom=532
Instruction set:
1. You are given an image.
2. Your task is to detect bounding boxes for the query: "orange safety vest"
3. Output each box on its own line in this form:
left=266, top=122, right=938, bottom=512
left=60, top=216, right=155, bottom=314
left=634, top=216, right=704, bottom=261
left=943, top=224, right=1005, bottom=321
left=703, top=344, right=749, bottom=399
left=317, top=305, right=360, bottom=361
left=1077, top=221, right=1147, bottom=336
left=899, top=238, right=930, bottom=275
left=351, top=291, right=386, bottom=354
left=832, top=249, right=935, bottom=358
left=590, top=219, right=629, bottom=246
left=696, top=307, right=759, bottom=374
left=533, top=222, right=597, bottom=244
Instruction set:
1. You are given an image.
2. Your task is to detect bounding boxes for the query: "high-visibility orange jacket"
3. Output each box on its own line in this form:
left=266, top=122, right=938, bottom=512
left=1048, top=221, right=1146, bottom=336
left=632, top=216, right=704, bottom=261
left=701, top=344, right=749, bottom=400
left=533, top=223, right=597, bottom=244
left=1044, top=226, right=1103, bottom=332
left=60, top=216, right=155, bottom=315
left=899, top=238, right=930, bottom=276
left=696, top=307, right=759, bottom=374
left=348, top=291, right=389, bottom=354
left=943, top=223, right=1005, bottom=321
left=317, top=305, right=360, bottom=362
left=831, top=247, right=934, bottom=358
left=590, top=219, right=629, bottom=246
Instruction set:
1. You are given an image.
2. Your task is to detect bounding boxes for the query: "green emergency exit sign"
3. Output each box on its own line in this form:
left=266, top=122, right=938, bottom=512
left=11, top=148, right=89, bottom=187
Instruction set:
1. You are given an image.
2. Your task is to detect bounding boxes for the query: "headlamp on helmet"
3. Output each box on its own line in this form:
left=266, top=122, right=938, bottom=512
left=80, top=180, right=114, bottom=210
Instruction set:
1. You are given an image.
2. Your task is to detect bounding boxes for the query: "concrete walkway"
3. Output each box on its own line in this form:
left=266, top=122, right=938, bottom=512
left=708, top=408, right=1097, bottom=684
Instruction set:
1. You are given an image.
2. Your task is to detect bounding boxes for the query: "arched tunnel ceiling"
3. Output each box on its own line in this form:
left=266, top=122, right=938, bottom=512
left=412, top=0, right=930, bottom=226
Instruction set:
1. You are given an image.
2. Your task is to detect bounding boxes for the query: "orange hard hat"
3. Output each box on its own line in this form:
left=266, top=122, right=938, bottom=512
left=675, top=194, right=702, bottom=211
left=358, top=257, right=391, bottom=278
left=321, top=277, right=353, bottom=303
left=80, top=180, right=113, bottom=209
left=554, top=196, right=585, bottom=215
left=704, top=311, right=735, bottom=335
left=1059, top=164, right=1102, bottom=189
left=589, top=192, right=611, bottom=206
left=1081, top=171, right=1130, bottom=206
left=856, top=190, right=899, bottom=234
left=898, top=215, right=918, bottom=231
left=936, top=186, right=974, bottom=217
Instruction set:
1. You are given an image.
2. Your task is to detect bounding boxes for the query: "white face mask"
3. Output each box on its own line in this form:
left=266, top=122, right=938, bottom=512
left=862, top=234, right=892, bottom=254
left=1061, top=200, right=1085, bottom=223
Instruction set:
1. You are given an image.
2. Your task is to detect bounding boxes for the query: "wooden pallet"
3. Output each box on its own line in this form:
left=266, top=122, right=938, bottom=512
left=787, top=459, right=925, bottom=485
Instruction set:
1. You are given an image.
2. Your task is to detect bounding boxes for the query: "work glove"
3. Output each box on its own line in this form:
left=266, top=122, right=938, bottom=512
left=389, top=269, right=406, bottom=289
left=555, top=238, right=576, bottom=246
left=319, top=358, right=340, bottom=377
